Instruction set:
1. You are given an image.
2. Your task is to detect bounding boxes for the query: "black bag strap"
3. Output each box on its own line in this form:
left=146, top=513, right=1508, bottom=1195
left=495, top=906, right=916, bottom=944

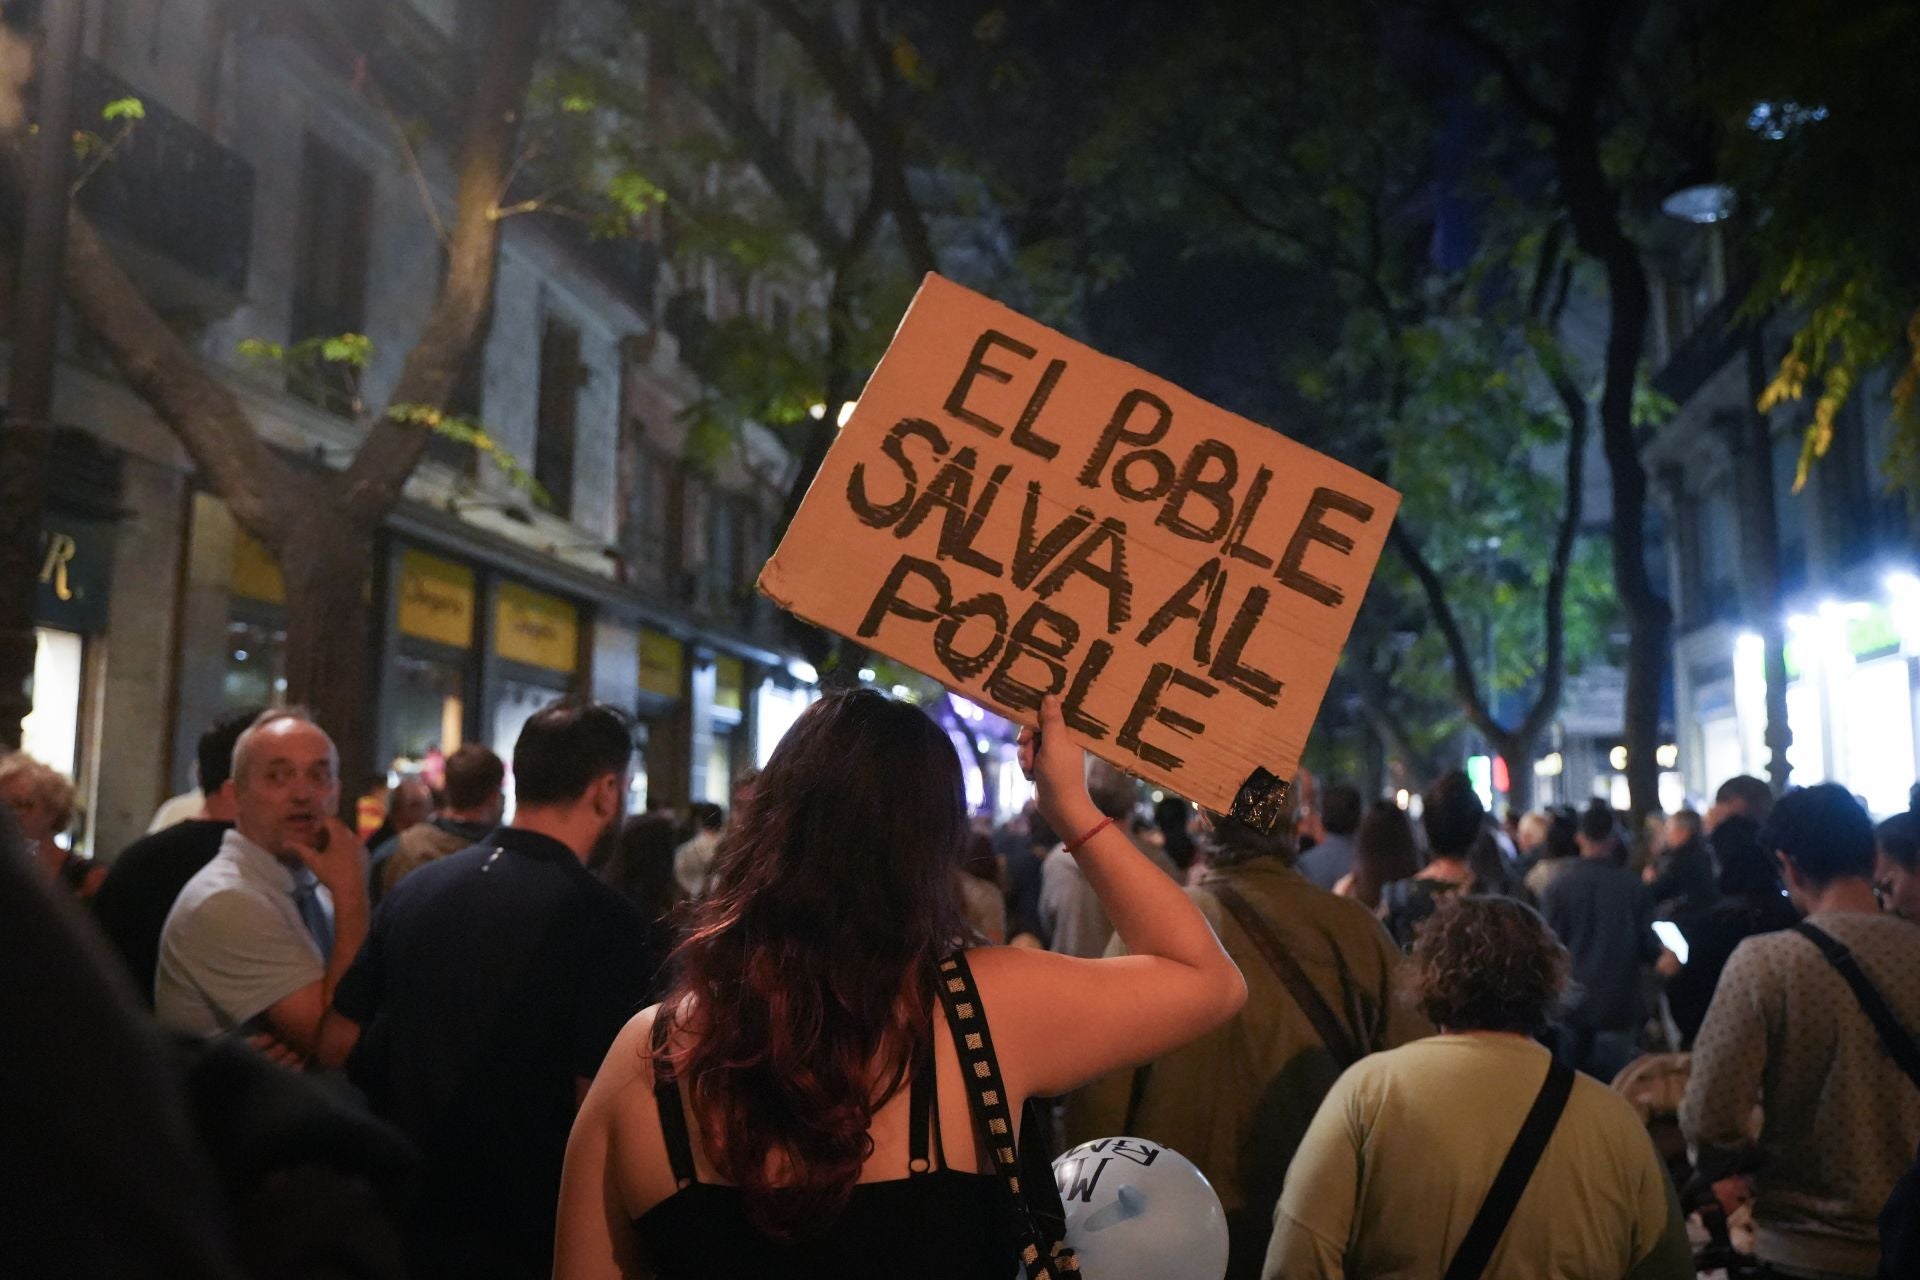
left=1793, top=923, right=1920, bottom=1091
left=1210, top=883, right=1364, bottom=1068
left=935, top=951, right=1080, bottom=1279
left=1443, top=1059, right=1576, bottom=1280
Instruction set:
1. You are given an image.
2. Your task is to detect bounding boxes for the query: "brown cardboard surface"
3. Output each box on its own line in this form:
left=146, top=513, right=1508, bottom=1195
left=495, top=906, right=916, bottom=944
left=758, top=274, right=1400, bottom=825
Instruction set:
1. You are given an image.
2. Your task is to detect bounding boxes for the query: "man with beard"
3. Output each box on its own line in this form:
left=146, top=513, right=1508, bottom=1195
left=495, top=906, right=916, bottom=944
left=155, top=709, right=369, bottom=1054
left=319, top=698, right=661, bottom=1279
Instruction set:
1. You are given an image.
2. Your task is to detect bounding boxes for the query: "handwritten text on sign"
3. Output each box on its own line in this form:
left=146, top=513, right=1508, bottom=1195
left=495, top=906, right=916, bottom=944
left=758, top=275, right=1399, bottom=826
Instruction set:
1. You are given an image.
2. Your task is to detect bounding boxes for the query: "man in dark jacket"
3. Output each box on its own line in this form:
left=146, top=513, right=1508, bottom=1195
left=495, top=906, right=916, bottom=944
left=93, top=708, right=260, bottom=1004
left=1540, top=801, right=1661, bottom=1081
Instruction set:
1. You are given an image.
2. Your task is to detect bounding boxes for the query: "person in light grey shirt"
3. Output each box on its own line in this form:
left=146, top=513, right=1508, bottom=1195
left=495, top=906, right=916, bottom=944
left=155, top=709, right=369, bottom=1058
left=1295, top=782, right=1362, bottom=891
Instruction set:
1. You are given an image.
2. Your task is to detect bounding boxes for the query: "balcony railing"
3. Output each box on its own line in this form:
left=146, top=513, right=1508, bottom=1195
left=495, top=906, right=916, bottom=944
left=73, top=60, right=255, bottom=307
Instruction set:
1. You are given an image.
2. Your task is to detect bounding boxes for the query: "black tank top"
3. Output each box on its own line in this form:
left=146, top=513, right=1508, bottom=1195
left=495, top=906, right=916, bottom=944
left=633, top=1008, right=1018, bottom=1277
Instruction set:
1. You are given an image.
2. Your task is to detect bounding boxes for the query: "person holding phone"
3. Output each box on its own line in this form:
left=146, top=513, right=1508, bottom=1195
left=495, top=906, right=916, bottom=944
left=554, top=690, right=1247, bottom=1278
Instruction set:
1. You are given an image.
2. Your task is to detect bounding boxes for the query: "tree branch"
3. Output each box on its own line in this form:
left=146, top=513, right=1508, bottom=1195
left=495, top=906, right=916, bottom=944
left=1518, top=339, right=1589, bottom=745
left=341, top=0, right=552, bottom=521
left=757, top=0, right=938, bottom=276
left=58, top=210, right=308, bottom=543
left=1387, top=520, right=1507, bottom=744
left=648, top=0, right=849, bottom=260
left=1420, top=1, right=1566, bottom=128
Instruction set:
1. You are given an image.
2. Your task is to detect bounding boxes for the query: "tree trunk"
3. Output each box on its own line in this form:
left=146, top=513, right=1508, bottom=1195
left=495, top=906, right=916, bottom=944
left=1498, top=731, right=1537, bottom=813
left=42, top=0, right=551, bottom=809
left=279, top=512, right=381, bottom=791
left=1742, top=333, right=1792, bottom=793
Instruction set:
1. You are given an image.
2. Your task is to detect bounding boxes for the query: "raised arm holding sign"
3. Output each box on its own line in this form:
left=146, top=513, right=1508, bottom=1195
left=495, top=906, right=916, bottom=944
left=760, top=274, right=1400, bottom=830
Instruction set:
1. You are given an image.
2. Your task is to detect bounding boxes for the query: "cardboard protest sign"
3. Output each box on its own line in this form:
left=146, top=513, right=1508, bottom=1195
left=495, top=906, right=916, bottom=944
left=758, top=274, right=1399, bottom=830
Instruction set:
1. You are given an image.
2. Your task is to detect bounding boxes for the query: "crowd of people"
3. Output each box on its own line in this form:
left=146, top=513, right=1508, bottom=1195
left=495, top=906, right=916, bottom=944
left=7, top=690, right=1920, bottom=1280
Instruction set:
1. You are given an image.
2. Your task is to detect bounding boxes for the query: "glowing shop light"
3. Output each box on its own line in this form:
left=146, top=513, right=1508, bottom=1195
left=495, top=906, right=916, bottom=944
left=1534, top=752, right=1564, bottom=778
left=787, top=659, right=818, bottom=684
left=1609, top=745, right=1629, bottom=771
left=836, top=400, right=857, bottom=428
left=1656, top=743, right=1680, bottom=769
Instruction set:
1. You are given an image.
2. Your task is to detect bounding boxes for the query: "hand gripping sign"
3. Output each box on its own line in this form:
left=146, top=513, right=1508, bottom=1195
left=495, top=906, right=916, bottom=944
left=758, top=275, right=1399, bottom=831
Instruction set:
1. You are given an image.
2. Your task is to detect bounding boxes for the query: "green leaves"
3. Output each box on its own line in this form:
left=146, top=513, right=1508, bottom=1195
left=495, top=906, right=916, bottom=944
left=387, top=404, right=552, bottom=507
left=101, top=96, right=146, bottom=122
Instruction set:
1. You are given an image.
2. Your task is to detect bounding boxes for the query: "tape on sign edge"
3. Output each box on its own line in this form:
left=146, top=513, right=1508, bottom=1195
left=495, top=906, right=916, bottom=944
left=1228, top=768, right=1292, bottom=835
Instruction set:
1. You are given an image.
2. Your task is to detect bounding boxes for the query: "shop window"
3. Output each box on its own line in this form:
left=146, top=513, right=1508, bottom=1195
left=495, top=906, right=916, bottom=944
left=289, top=135, right=373, bottom=414
left=387, top=653, right=465, bottom=774
left=23, top=628, right=85, bottom=780
left=535, top=312, right=582, bottom=518
left=224, top=618, right=287, bottom=710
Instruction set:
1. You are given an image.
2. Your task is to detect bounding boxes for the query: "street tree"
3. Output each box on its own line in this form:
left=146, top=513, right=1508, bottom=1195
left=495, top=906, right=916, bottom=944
left=3, top=0, right=556, bottom=795
left=1702, top=0, right=1920, bottom=490
left=1069, top=0, right=1618, bottom=806
left=1424, top=0, right=1690, bottom=823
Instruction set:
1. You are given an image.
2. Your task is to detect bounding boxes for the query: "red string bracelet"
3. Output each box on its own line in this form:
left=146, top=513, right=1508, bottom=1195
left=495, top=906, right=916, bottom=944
left=1064, top=815, right=1115, bottom=854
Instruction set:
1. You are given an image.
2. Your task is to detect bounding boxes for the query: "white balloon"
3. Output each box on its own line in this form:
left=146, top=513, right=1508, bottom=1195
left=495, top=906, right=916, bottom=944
left=1051, top=1137, right=1230, bottom=1280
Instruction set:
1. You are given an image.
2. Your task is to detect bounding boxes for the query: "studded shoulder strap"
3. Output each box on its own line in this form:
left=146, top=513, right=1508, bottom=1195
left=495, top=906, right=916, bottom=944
left=935, top=951, right=1080, bottom=1279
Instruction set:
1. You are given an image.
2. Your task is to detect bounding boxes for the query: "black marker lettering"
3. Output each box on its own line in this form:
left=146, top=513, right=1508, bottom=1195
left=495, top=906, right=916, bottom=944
left=1137, top=558, right=1226, bottom=663
left=1209, top=585, right=1283, bottom=707
left=1275, top=487, right=1376, bottom=608
left=1116, top=664, right=1218, bottom=771
left=984, top=600, right=1080, bottom=713
left=1034, top=517, right=1133, bottom=634
left=1011, top=482, right=1094, bottom=589
left=857, top=555, right=951, bottom=638
left=1222, top=465, right=1276, bottom=568
left=1008, top=357, right=1069, bottom=462
left=1062, top=640, right=1116, bottom=740
left=847, top=417, right=947, bottom=528
left=1077, top=389, right=1172, bottom=490
left=933, top=593, right=1010, bottom=682
left=1156, top=438, right=1239, bottom=542
left=943, top=329, right=1034, bottom=439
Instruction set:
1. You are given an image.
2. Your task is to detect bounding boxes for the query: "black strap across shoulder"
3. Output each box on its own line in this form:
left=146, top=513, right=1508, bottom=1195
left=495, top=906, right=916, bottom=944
left=1210, top=882, right=1363, bottom=1068
left=650, top=1015, right=699, bottom=1189
left=1793, top=923, right=1920, bottom=1091
left=1442, top=1059, right=1576, bottom=1280
left=935, top=950, right=1079, bottom=1279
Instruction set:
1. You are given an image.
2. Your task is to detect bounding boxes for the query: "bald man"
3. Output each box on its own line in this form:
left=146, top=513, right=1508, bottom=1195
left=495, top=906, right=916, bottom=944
left=156, top=709, right=369, bottom=1059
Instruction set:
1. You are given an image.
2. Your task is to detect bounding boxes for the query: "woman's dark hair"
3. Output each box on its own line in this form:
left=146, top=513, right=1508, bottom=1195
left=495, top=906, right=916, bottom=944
left=1421, top=772, right=1485, bottom=859
left=599, top=812, right=683, bottom=919
left=1350, top=800, right=1419, bottom=908
left=1879, top=811, right=1920, bottom=873
left=1406, top=896, right=1570, bottom=1034
left=1155, top=796, right=1196, bottom=870
left=1578, top=799, right=1618, bottom=844
left=1709, top=815, right=1782, bottom=899
left=1466, top=827, right=1515, bottom=896
left=962, top=831, right=1000, bottom=885
left=657, top=690, right=966, bottom=1238
left=1544, top=808, right=1579, bottom=860
left=1761, top=783, right=1875, bottom=886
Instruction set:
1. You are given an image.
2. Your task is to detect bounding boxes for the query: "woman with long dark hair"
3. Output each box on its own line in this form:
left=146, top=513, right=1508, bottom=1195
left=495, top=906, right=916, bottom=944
left=1336, top=799, right=1420, bottom=909
left=555, top=691, right=1246, bottom=1277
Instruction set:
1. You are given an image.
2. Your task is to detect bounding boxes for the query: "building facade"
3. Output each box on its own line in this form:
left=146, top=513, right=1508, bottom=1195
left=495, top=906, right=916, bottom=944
left=11, top=0, right=856, bottom=856
left=1646, top=216, right=1918, bottom=816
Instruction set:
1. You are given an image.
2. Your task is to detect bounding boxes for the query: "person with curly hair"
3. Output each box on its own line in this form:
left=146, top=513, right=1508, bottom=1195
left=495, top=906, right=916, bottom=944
left=0, top=751, right=97, bottom=898
left=1264, top=896, right=1692, bottom=1280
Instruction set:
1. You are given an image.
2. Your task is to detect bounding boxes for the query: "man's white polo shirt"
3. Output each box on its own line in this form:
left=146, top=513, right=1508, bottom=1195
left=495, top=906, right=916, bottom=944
left=155, top=828, right=332, bottom=1037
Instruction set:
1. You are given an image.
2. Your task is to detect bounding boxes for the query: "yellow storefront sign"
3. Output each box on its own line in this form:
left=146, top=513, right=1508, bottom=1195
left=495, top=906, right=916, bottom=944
left=494, top=581, right=579, bottom=673
left=638, top=627, right=683, bottom=699
left=397, top=549, right=475, bottom=649
left=714, top=655, right=744, bottom=711
left=231, top=529, right=286, bottom=605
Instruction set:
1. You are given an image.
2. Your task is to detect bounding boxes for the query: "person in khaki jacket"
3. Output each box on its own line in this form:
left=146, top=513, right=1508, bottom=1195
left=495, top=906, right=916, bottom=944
left=377, top=746, right=505, bottom=900
left=1067, top=811, right=1430, bottom=1280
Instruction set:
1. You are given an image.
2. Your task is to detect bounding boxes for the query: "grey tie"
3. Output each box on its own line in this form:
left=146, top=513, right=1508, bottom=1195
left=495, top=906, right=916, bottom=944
left=291, top=881, right=333, bottom=964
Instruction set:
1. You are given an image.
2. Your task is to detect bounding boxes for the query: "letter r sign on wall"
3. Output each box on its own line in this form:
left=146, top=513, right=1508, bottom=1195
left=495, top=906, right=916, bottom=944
left=758, top=274, right=1400, bottom=830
